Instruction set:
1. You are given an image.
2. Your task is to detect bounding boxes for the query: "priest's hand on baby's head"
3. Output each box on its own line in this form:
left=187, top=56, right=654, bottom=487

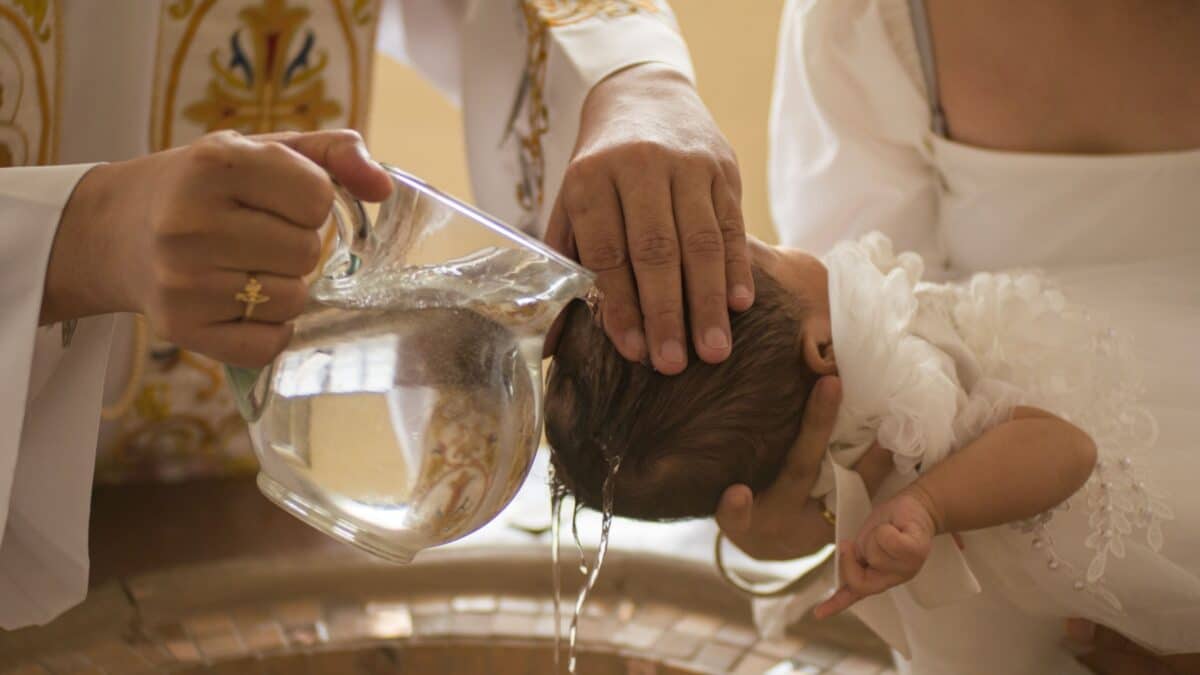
left=813, top=487, right=938, bottom=619
left=545, top=265, right=817, bottom=521
left=548, top=63, right=751, bottom=375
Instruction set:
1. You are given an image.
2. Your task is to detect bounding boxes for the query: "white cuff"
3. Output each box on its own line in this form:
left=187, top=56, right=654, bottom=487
left=550, top=9, right=696, bottom=89
left=0, top=163, right=112, bottom=629
left=0, top=163, right=97, bottom=533
left=461, top=4, right=696, bottom=239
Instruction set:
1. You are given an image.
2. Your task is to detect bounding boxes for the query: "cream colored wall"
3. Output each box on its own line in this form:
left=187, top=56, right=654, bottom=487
left=365, top=0, right=787, bottom=244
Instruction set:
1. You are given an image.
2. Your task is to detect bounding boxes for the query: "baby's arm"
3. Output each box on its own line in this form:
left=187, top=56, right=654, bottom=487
left=815, top=406, right=1097, bottom=618
left=910, top=405, right=1098, bottom=533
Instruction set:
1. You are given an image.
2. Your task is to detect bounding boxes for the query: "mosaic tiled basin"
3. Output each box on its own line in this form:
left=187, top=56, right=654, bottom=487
left=0, top=547, right=891, bottom=674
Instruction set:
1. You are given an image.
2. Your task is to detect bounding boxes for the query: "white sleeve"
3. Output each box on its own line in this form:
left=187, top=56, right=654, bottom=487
left=769, top=0, right=945, bottom=268
left=0, top=165, right=114, bottom=629
left=376, top=0, right=468, bottom=106
left=378, top=0, right=695, bottom=236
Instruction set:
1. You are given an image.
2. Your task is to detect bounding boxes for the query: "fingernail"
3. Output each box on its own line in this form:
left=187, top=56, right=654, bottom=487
left=731, top=284, right=753, bottom=305
left=704, top=327, right=730, bottom=351
left=660, top=339, right=686, bottom=366
left=623, top=329, right=646, bottom=360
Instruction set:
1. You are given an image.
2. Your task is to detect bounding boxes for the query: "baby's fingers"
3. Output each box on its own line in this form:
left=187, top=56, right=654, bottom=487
left=815, top=542, right=870, bottom=618
left=860, top=529, right=916, bottom=577
left=813, top=586, right=861, bottom=619
left=821, top=541, right=908, bottom=618
left=876, top=524, right=929, bottom=570
left=816, top=541, right=882, bottom=618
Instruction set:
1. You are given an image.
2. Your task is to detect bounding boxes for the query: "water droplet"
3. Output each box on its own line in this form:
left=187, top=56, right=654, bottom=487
left=1048, top=560, right=1060, bottom=571
left=571, top=502, right=587, bottom=576
left=550, top=474, right=565, bottom=672
left=566, top=455, right=622, bottom=674
left=584, top=285, right=603, bottom=317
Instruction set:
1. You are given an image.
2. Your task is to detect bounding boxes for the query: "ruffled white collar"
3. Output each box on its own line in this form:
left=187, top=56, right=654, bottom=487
left=819, top=233, right=961, bottom=484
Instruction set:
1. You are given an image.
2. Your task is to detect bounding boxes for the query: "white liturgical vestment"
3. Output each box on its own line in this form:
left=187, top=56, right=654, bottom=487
left=0, top=0, right=694, bottom=628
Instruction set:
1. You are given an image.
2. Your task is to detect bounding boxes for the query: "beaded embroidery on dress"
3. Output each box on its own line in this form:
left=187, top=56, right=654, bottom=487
left=825, top=232, right=1175, bottom=615
left=947, top=269, right=1172, bottom=612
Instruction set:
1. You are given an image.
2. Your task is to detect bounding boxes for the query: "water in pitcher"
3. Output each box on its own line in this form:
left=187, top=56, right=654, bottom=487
left=247, top=246, right=593, bottom=561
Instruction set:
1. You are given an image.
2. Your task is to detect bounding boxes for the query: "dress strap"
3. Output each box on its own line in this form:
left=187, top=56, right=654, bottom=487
left=907, top=0, right=949, bottom=137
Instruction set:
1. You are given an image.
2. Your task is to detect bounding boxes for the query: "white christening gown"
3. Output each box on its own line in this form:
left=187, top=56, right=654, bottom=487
left=759, top=233, right=1200, bottom=673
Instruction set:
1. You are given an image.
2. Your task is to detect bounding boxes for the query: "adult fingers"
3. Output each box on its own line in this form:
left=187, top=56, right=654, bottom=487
left=542, top=195, right=577, bottom=359
left=173, top=208, right=323, bottom=277
left=149, top=272, right=307, bottom=342
left=190, top=132, right=335, bottom=229
left=267, top=129, right=393, bottom=202
left=712, top=173, right=753, bottom=311
left=671, top=170, right=730, bottom=364
left=616, top=171, right=687, bottom=374
left=214, top=271, right=309, bottom=324
left=565, top=170, right=648, bottom=363
left=777, top=377, right=842, bottom=488
left=715, top=484, right=755, bottom=538
left=185, top=321, right=295, bottom=369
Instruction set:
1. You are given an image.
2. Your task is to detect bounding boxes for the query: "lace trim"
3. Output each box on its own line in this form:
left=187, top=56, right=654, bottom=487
left=997, top=308, right=1172, bottom=613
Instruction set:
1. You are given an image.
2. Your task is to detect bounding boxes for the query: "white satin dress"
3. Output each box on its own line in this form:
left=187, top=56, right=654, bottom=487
left=764, top=0, right=1200, bottom=673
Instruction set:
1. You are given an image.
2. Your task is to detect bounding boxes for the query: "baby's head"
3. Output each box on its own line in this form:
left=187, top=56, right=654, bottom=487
left=546, top=261, right=827, bottom=521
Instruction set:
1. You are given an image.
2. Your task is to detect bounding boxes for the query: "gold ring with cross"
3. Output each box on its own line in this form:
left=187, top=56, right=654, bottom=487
left=235, top=275, right=271, bottom=319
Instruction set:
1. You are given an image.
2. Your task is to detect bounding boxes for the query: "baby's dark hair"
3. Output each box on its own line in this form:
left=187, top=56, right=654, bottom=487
left=545, top=265, right=819, bottom=521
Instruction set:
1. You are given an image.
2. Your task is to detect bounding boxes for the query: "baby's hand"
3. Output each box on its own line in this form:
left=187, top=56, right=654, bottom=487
left=813, top=487, right=939, bottom=619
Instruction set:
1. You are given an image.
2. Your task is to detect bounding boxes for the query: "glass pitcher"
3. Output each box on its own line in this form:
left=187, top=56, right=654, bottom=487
left=226, top=166, right=595, bottom=563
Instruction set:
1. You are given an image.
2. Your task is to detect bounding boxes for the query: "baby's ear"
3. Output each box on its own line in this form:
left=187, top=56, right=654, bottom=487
left=801, top=316, right=837, bottom=375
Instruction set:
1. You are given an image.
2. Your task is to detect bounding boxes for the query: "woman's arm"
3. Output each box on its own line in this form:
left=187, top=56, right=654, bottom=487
left=910, top=405, right=1097, bottom=534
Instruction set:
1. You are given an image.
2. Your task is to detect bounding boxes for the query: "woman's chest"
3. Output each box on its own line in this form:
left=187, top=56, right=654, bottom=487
left=926, top=0, right=1200, bottom=155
